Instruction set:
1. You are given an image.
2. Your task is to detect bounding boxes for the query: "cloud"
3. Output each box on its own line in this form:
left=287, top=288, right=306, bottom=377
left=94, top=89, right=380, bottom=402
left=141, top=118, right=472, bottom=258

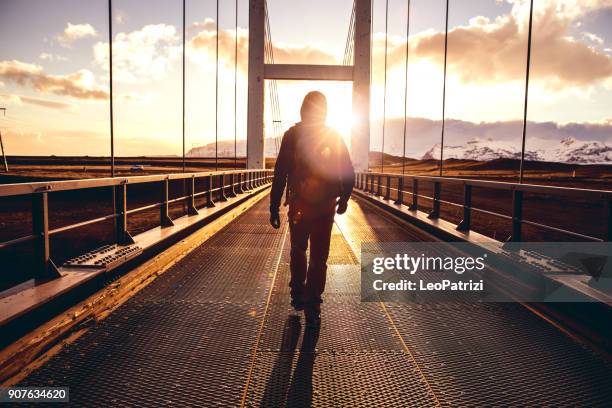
left=187, top=19, right=337, bottom=71
left=0, top=60, right=108, bottom=100
left=19, top=95, right=75, bottom=110
left=58, top=23, right=97, bottom=46
left=39, top=53, right=68, bottom=62
left=94, top=24, right=180, bottom=83
left=185, top=6, right=610, bottom=90
left=115, top=9, right=128, bottom=24
left=582, top=31, right=604, bottom=45
left=0, top=94, right=23, bottom=106
left=376, top=0, right=612, bottom=89
left=117, top=92, right=151, bottom=103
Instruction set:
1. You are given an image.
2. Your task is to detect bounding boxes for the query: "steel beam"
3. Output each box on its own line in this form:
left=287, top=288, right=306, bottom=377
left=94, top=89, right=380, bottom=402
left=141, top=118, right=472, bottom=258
left=264, top=64, right=353, bottom=81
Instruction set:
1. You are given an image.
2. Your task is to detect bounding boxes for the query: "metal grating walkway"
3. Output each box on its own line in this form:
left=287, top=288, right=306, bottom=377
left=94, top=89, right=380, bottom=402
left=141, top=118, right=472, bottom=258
left=20, top=196, right=612, bottom=407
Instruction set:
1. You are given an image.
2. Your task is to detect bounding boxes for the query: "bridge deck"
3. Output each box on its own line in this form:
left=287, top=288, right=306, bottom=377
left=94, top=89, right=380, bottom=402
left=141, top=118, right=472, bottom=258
left=20, top=196, right=612, bottom=406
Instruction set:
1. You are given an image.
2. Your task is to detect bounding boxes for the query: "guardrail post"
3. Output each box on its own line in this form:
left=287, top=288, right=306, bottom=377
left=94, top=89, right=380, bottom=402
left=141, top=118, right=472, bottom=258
left=187, top=175, right=199, bottom=215
left=243, top=172, right=250, bottom=191
left=115, top=182, right=135, bottom=244
left=456, top=184, right=472, bottom=232
left=32, top=191, right=61, bottom=279
left=235, top=173, right=244, bottom=194
left=394, top=176, right=404, bottom=205
left=384, top=175, right=391, bottom=200
left=377, top=175, right=382, bottom=196
left=408, top=179, right=418, bottom=211
left=364, top=174, right=369, bottom=192
left=510, top=189, right=523, bottom=241
left=219, top=174, right=228, bottom=201
left=227, top=174, right=237, bottom=198
left=357, top=173, right=362, bottom=190
left=428, top=182, right=441, bottom=219
left=160, top=178, right=175, bottom=227
left=205, top=174, right=215, bottom=207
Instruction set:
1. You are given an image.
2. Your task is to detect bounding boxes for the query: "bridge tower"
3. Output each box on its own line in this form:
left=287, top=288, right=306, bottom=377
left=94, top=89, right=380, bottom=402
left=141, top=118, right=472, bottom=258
left=247, top=0, right=371, bottom=171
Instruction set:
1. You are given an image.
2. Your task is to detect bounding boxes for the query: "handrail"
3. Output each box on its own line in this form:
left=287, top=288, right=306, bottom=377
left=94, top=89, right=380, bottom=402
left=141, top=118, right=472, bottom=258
left=0, top=169, right=274, bottom=279
left=356, top=171, right=611, bottom=243
left=362, top=171, right=612, bottom=199
left=0, top=169, right=261, bottom=198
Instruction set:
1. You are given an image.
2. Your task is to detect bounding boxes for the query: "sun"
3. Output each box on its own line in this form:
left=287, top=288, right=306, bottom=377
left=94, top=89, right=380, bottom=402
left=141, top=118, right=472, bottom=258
left=326, top=96, right=354, bottom=146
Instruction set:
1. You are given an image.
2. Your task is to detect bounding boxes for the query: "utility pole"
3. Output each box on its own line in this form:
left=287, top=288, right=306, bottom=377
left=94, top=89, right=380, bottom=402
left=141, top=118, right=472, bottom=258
left=0, top=108, right=7, bottom=172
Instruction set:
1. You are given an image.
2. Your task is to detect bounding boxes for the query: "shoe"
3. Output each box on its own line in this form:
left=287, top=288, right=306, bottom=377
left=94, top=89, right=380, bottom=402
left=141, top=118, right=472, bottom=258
left=304, top=305, right=321, bottom=328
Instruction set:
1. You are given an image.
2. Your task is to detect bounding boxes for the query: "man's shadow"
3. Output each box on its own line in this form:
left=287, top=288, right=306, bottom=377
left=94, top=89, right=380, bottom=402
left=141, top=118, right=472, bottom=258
left=260, top=314, right=320, bottom=407
left=286, top=322, right=320, bottom=407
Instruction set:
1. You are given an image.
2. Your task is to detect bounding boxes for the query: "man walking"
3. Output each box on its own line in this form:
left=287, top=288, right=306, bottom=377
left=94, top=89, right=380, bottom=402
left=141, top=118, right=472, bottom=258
left=269, top=91, right=355, bottom=327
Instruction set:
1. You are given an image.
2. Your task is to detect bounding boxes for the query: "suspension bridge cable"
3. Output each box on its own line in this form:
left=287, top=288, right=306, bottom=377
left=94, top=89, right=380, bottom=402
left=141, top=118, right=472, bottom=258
left=348, top=1, right=356, bottom=65
left=519, top=0, right=534, bottom=184
left=349, top=15, right=356, bottom=65
left=381, top=0, right=389, bottom=172
left=343, top=1, right=356, bottom=65
left=264, top=1, right=281, bottom=157
left=182, top=0, right=186, bottom=172
left=343, top=4, right=353, bottom=64
left=401, top=0, right=412, bottom=176
left=368, top=0, right=373, bottom=172
left=108, top=0, right=114, bottom=177
left=347, top=1, right=357, bottom=65
left=263, top=7, right=276, bottom=154
left=215, top=0, right=219, bottom=170
left=234, top=0, right=239, bottom=168
left=439, top=0, right=449, bottom=177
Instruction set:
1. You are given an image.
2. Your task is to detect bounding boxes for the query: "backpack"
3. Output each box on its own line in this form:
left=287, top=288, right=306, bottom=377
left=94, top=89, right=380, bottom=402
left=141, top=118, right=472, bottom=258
left=289, top=125, right=343, bottom=207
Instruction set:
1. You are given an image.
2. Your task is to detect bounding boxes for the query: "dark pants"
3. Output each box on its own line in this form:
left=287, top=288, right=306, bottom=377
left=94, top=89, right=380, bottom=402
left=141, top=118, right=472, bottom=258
left=288, top=206, right=335, bottom=305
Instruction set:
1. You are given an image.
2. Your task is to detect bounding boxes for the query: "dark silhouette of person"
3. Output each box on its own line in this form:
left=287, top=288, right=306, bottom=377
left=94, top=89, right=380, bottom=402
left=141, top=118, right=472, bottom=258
left=270, top=91, right=355, bottom=327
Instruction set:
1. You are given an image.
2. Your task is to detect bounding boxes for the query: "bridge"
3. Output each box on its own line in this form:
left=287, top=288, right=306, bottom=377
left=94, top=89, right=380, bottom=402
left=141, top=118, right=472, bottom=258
left=1, top=0, right=612, bottom=406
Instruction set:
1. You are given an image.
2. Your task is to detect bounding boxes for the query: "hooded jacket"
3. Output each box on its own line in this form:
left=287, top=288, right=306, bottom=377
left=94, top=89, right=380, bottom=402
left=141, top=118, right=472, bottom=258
left=270, top=121, right=355, bottom=214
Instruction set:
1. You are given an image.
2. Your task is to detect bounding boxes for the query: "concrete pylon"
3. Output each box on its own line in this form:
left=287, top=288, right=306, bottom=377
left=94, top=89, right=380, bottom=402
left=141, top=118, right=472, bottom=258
left=247, top=0, right=266, bottom=169
left=350, top=0, right=372, bottom=173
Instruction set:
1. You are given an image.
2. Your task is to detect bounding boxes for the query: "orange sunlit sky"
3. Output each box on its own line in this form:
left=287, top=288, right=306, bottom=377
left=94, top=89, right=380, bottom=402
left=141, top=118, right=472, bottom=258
left=0, top=0, right=611, bottom=161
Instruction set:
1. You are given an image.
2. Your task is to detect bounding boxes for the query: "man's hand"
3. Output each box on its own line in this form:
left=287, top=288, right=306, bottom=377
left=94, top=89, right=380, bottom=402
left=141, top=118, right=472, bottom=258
left=270, top=211, right=281, bottom=229
left=336, top=199, right=348, bottom=215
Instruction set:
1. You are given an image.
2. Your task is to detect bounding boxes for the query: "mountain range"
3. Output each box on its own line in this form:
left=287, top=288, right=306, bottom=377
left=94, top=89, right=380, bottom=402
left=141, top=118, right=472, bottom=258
left=421, top=137, right=612, bottom=164
left=186, top=117, right=612, bottom=164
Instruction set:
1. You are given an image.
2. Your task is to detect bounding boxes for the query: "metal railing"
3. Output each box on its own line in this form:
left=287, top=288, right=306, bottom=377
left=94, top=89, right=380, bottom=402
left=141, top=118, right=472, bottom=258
left=355, top=172, right=612, bottom=243
left=0, top=169, right=273, bottom=280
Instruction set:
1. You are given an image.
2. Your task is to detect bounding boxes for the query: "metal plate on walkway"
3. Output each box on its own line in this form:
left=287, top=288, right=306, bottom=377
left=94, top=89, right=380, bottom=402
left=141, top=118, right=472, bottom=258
left=19, top=197, right=612, bottom=407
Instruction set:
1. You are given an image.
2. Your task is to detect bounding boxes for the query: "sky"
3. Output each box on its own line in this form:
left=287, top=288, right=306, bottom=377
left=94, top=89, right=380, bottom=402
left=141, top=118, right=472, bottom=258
left=0, top=0, right=611, bottom=159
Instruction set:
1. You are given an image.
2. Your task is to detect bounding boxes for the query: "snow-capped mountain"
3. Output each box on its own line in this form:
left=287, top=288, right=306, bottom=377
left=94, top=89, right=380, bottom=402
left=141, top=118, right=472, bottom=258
left=545, top=137, right=612, bottom=164
left=186, top=137, right=281, bottom=158
left=421, top=137, right=611, bottom=164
